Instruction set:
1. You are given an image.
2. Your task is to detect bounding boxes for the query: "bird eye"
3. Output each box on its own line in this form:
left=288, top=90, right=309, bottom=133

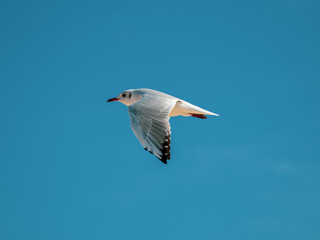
left=122, top=94, right=126, bottom=97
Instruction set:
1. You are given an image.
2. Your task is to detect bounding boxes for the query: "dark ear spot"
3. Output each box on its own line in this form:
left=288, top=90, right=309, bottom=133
left=129, top=92, right=132, bottom=98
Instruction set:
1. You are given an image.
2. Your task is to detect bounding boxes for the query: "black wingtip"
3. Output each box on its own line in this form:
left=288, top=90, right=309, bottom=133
left=158, top=131, right=171, bottom=164
left=143, top=131, right=171, bottom=165
left=158, top=157, right=167, bottom=164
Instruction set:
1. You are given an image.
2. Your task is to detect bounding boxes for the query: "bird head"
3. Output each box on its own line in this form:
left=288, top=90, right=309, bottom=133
left=107, top=89, right=142, bottom=106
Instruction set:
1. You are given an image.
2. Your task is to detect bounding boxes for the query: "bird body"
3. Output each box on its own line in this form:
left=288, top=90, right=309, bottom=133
left=107, top=88, right=218, bottom=164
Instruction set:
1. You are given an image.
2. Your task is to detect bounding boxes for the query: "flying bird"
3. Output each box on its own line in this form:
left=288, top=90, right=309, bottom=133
left=107, top=89, right=218, bottom=164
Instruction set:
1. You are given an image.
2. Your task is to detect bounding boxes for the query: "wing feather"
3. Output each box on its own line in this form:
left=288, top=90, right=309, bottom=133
left=128, top=96, right=176, bottom=164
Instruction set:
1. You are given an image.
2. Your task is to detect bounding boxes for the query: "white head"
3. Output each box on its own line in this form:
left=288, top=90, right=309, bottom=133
left=107, top=89, right=142, bottom=106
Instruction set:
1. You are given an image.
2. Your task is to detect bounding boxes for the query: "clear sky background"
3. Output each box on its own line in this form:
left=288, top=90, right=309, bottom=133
left=1, top=0, right=319, bottom=239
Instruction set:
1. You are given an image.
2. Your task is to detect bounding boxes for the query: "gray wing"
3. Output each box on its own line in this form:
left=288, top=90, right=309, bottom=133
left=128, top=96, right=177, bottom=164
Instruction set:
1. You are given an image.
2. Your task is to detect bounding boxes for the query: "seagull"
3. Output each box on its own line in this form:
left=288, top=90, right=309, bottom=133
left=107, top=89, right=218, bottom=164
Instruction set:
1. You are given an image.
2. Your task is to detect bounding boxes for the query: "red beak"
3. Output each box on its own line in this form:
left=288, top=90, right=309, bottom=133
left=107, top=97, right=119, bottom=102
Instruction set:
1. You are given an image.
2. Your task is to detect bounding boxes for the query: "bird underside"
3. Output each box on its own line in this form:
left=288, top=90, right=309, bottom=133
left=169, top=101, right=211, bottom=119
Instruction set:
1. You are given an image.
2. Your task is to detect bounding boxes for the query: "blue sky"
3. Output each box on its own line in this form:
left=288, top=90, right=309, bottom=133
left=0, top=0, right=319, bottom=239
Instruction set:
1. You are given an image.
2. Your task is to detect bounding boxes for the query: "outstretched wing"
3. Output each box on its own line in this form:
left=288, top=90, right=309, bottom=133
left=128, top=96, right=176, bottom=164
